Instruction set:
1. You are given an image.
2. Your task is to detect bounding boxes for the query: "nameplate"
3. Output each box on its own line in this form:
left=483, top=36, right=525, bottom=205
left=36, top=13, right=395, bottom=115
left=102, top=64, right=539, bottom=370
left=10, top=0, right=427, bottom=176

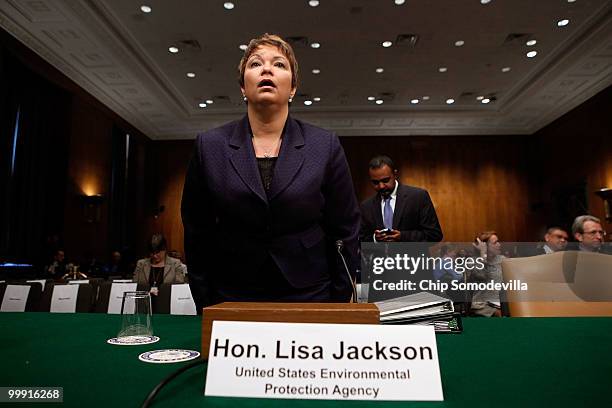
left=107, top=282, right=138, bottom=314
left=205, top=321, right=443, bottom=401
left=50, top=284, right=79, bottom=313
left=170, top=284, right=196, bottom=315
left=1, top=285, right=31, bottom=312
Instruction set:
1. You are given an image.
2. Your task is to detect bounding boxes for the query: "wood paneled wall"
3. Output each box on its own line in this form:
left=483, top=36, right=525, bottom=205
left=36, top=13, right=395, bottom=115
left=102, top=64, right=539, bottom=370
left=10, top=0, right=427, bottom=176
left=342, top=135, right=536, bottom=242
left=533, top=85, right=612, bottom=234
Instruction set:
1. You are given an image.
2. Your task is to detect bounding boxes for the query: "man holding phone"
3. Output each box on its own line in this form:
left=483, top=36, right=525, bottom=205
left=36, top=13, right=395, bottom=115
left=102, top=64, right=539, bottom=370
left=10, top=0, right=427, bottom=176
left=359, top=155, right=443, bottom=243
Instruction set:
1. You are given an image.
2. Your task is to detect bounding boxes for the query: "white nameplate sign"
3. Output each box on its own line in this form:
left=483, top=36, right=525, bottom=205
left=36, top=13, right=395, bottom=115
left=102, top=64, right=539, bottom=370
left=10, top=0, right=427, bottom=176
left=170, top=284, right=196, bottom=315
left=107, top=282, right=138, bottom=314
left=205, top=321, right=443, bottom=401
left=50, top=284, right=80, bottom=313
left=1, top=285, right=31, bottom=312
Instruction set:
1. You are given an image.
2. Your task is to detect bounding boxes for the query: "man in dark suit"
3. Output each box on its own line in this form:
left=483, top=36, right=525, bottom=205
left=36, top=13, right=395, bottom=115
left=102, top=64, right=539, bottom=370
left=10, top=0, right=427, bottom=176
left=360, top=155, right=443, bottom=243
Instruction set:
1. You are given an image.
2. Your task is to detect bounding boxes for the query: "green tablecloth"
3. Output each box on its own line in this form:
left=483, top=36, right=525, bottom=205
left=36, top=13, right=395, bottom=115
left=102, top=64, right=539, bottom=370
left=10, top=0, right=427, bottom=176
left=1, top=313, right=611, bottom=407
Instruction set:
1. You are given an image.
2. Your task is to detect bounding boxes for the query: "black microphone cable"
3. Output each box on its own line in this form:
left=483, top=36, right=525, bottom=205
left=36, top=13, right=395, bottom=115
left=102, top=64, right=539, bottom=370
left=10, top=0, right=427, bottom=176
left=141, top=358, right=205, bottom=408
left=336, top=240, right=358, bottom=303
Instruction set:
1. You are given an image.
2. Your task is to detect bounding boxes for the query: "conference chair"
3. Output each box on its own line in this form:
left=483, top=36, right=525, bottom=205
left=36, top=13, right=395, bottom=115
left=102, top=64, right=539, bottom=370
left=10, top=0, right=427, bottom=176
left=38, top=283, right=94, bottom=313
left=0, top=282, right=44, bottom=312
left=502, top=251, right=612, bottom=317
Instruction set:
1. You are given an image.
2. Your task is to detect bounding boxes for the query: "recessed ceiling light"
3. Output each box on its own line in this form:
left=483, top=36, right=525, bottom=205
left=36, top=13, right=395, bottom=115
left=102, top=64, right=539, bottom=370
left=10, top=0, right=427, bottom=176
left=438, top=67, right=448, bottom=73
left=481, top=98, right=491, bottom=104
left=454, top=40, right=465, bottom=47
left=206, top=99, right=213, bottom=104
left=501, top=67, right=511, bottom=72
left=198, top=103, right=207, bottom=108
left=476, top=95, right=485, bottom=100
left=526, top=50, right=538, bottom=58
left=375, top=99, right=384, bottom=105
left=526, top=39, right=537, bottom=46
left=411, top=99, right=419, bottom=104
left=446, top=98, right=455, bottom=104
left=168, top=46, right=179, bottom=53
left=382, top=41, right=393, bottom=48
left=140, top=5, right=152, bottom=13
left=308, top=0, right=320, bottom=7
left=422, top=96, right=430, bottom=100
left=304, top=100, right=313, bottom=106
left=395, top=0, right=406, bottom=5
left=480, top=0, right=491, bottom=4
left=186, top=72, right=196, bottom=78
left=223, top=2, right=235, bottom=10
left=567, top=0, right=576, bottom=2
left=313, top=97, right=321, bottom=102
left=375, top=67, right=384, bottom=73
left=239, top=44, right=248, bottom=51
left=367, top=96, right=376, bottom=101
left=312, top=68, right=321, bottom=74
left=557, top=19, right=570, bottom=27
left=310, top=42, right=321, bottom=49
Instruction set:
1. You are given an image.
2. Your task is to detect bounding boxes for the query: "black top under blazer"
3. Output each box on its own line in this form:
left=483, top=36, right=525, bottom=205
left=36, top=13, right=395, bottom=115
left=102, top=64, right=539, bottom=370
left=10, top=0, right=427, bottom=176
left=181, top=115, right=361, bottom=309
left=360, top=183, right=443, bottom=242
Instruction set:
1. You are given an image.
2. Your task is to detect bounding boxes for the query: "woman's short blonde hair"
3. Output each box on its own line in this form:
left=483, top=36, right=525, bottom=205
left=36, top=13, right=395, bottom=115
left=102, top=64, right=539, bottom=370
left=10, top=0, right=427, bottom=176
left=238, top=33, right=299, bottom=90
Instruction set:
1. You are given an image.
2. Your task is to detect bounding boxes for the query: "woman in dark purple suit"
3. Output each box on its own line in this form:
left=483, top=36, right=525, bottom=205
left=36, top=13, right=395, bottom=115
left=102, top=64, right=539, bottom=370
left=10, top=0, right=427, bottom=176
left=181, top=34, right=360, bottom=310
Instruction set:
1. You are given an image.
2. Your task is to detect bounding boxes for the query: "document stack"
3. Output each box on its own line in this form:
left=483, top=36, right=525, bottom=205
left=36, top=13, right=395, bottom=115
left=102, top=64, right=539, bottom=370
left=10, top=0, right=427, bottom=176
left=375, top=292, right=462, bottom=333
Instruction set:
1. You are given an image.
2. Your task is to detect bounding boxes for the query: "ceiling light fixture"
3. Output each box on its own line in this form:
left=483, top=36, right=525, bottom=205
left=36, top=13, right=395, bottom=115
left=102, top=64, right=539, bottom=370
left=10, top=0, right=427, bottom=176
left=481, top=98, right=491, bottom=104
left=313, top=97, right=321, bottom=102
left=422, top=96, right=430, bottom=100
left=223, top=2, right=235, bottom=10
left=312, top=68, right=321, bottom=74
left=480, top=0, right=491, bottom=4
left=168, top=46, right=179, bottom=53
left=186, top=72, right=196, bottom=78
left=239, top=44, right=248, bottom=51
left=526, top=39, right=537, bottom=46
left=140, top=5, right=152, bottom=13
left=382, top=41, right=393, bottom=48
left=375, top=99, right=384, bottom=105
left=476, top=95, right=484, bottom=101
left=567, top=0, right=576, bottom=3
left=310, top=42, right=321, bottom=49
left=411, top=99, right=419, bottom=104
left=395, top=0, right=406, bottom=5
left=526, top=50, right=538, bottom=58
left=198, top=103, right=207, bottom=108
left=501, top=67, right=511, bottom=72
left=446, top=98, right=455, bottom=104
left=206, top=99, right=213, bottom=104
left=375, top=67, right=384, bottom=73
left=308, top=0, right=320, bottom=7
left=368, top=96, right=376, bottom=101
left=438, top=67, right=448, bottom=73
left=454, top=40, right=465, bottom=47
left=304, top=100, right=313, bottom=106
left=557, top=19, right=570, bottom=27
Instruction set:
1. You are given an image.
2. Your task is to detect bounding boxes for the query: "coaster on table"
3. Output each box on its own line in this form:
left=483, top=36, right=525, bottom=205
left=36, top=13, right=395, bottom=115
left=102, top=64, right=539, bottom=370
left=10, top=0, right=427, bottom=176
left=138, top=349, right=201, bottom=364
left=107, top=335, right=160, bottom=345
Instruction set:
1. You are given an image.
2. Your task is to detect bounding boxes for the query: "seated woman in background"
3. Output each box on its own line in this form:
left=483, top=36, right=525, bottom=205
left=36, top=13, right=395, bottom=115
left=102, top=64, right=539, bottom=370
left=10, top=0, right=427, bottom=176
left=469, top=231, right=505, bottom=317
left=133, top=234, right=186, bottom=295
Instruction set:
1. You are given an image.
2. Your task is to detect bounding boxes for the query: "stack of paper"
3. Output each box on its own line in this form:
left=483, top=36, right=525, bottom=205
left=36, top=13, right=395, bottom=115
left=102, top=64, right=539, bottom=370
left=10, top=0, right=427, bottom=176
left=375, top=292, right=461, bottom=333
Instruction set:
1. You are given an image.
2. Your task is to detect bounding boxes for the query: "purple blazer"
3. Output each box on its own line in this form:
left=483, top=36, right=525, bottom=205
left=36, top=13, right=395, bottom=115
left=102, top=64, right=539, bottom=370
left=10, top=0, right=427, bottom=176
left=181, top=115, right=360, bottom=308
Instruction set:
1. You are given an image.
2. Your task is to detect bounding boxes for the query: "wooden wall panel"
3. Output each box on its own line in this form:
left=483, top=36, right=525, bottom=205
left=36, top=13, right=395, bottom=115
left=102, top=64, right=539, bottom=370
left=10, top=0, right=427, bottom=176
left=341, top=135, right=535, bottom=242
left=63, top=96, right=113, bottom=263
left=533, top=86, right=612, bottom=234
left=143, top=140, right=193, bottom=257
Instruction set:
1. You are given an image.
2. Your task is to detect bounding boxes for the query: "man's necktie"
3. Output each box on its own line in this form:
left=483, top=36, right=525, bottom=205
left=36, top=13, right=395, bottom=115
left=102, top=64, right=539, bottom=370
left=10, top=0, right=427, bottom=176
left=383, top=197, right=393, bottom=230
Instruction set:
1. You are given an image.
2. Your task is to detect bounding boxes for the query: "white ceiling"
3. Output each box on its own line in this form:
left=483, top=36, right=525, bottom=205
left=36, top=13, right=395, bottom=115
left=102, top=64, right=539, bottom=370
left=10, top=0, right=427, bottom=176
left=1, top=0, right=611, bottom=139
